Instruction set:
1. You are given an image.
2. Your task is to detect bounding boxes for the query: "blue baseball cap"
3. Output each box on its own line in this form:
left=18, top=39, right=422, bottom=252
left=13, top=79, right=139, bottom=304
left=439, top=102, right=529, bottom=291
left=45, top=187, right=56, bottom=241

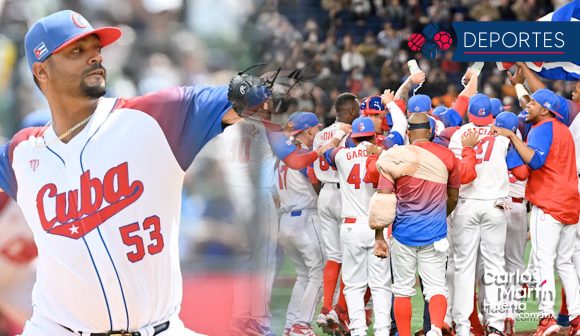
left=531, top=89, right=564, bottom=121
left=360, top=96, right=385, bottom=115
left=432, top=105, right=447, bottom=119
left=494, top=111, right=518, bottom=133
left=287, top=112, right=321, bottom=135
left=21, top=108, right=51, bottom=128
left=468, top=94, right=493, bottom=126
left=25, top=10, right=122, bottom=71
left=351, top=116, right=376, bottom=138
left=408, top=94, right=431, bottom=113
left=440, top=108, right=463, bottom=128
left=490, top=98, right=509, bottom=118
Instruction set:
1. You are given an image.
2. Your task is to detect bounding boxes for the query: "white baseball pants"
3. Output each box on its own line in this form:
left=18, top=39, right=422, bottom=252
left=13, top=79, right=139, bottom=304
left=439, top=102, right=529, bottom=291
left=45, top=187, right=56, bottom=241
left=504, top=198, right=528, bottom=320
left=317, top=183, right=342, bottom=263
left=529, top=205, right=580, bottom=319
left=278, top=209, right=325, bottom=328
left=340, top=218, right=392, bottom=336
left=452, top=199, right=507, bottom=336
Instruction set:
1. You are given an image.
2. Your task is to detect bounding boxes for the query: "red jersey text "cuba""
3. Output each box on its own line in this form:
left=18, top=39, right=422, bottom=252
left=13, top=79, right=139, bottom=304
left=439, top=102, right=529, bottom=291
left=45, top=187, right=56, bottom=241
left=36, top=162, right=144, bottom=239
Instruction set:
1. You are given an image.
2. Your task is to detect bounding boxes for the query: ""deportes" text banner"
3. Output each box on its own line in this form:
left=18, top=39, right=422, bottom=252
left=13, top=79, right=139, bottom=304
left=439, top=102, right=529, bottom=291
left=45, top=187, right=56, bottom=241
left=452, top=22, right=580, bottom=62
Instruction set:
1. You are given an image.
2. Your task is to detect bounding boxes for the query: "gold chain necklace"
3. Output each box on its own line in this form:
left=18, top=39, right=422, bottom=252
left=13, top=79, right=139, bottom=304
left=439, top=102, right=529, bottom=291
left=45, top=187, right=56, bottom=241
left=56, top=114, right=94, bottom=140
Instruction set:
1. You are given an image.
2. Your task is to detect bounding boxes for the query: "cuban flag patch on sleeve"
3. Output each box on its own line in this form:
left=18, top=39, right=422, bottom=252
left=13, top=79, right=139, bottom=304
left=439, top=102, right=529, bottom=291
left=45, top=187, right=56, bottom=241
left=34, top=42, right=48, bottom=60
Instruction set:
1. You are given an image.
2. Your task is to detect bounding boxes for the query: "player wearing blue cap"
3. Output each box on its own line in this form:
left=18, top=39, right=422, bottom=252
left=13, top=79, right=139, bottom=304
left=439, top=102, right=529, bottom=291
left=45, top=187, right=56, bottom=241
left=276, top=112, right=326, bottom=336
left=493, top=88, right=580, bottom=336
left=449, top=94, right=528, bottom=336
left=6, top=9, right=341, bottom=336
left=323, top=113, right=393, bottom=336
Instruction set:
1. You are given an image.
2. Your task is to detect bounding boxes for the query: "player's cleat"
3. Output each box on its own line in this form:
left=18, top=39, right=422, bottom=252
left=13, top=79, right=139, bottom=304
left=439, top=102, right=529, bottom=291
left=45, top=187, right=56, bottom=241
left=365, top=307, right=373, bottom=327
left=317, top=313, right=333, bottom=334
left=533, top=316, right=560, bottom=336
left=486, top=326, right=505, bottom=336
left=327, top=309, right=340, bottom=331
left=504, top=318, right=515, bottom=336
left=442, top=323, right=455, bottom=336
left=290, top=323, right=317, bottom=336
left=558, top=313, right=571, bottom=327
left=568, top=316, right=580, bottom=336
left=245, top=319, right=275, bottom=336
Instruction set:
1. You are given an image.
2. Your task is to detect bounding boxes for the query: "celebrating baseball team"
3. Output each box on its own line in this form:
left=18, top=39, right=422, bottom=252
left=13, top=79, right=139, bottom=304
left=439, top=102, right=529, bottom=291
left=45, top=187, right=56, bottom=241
left=0, top=4, right=579, bottom=336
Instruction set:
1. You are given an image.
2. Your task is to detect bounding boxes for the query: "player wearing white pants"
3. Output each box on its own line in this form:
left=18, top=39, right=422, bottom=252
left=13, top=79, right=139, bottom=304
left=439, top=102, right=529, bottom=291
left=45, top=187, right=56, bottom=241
left=326, top=116, right=393, bottom=336
left=449, top=94, right=528, bottom=336
left=492, top=88, right=580, bottom=335
left=312, top=92, right=359, bottom=329
left=277, top=112, right=326, bottom=336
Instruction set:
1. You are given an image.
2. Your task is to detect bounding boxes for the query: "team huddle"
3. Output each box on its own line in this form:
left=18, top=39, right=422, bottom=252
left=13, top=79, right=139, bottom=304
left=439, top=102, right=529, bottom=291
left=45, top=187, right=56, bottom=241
left=0, top=8, right=579, bottom=336
left=243, top=61, right=580, bottom=336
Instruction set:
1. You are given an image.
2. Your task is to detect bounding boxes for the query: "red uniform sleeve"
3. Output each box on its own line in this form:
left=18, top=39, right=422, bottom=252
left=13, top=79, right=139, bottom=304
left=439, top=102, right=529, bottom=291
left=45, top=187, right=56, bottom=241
left=364, top=154, right=380, bottom=186
left=394, top=99, right=407, bottom=115
left=452, top=95, right=469, bottom=118
left=282, top=150, right=319, bottom=170
left=459, top=147, right=477, bottom=184
left=448, top=155, right=462, bottom=188
left=377, top=175, right=395, bottom=192
left=510, top=164, right=530, bottom=181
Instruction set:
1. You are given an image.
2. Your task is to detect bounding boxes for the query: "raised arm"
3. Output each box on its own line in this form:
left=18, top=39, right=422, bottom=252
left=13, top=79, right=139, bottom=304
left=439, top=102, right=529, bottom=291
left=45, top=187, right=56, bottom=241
left=394, top=71, right=426, bottom=101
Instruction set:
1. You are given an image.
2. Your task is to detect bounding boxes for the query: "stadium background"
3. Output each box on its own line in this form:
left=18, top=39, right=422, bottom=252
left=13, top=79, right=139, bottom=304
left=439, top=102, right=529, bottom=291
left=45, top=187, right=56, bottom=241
left=0, top=0, right=573, bottom=335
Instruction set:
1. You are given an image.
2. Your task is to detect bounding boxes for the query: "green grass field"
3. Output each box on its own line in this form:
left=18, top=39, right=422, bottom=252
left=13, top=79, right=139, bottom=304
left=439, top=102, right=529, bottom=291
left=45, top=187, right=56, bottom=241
left=271, top=242, right=563, bottom=335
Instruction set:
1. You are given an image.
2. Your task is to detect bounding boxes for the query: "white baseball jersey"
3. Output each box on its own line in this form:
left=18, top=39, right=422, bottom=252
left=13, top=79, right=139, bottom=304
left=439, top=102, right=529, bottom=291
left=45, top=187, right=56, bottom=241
left=215, top=119, right=278, bottom=190
left=449, top=123, right=513, bottom=199
left=328, top=141, right=376, bottom=219
left=313, top=123, right=343, bottom=183
left=277, top=145, right=318, bottom=213
left=0, top=86, right=231, bottom=332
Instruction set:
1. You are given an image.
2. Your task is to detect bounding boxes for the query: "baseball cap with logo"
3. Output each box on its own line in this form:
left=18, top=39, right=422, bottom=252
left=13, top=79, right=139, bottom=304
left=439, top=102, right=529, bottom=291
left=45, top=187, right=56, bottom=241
left=531, top=89, right=564, bottom=121
left=494, top=111, right=518, bottom=133
left=287, top=112, right=322, bottom=135
left=432, top=105, right=447, bottom=119
left=440, top=108, right=463, bottom=128
left=468, top=94, right=493, bottom=126
left=408, top=94, right=431, bottom=113
left=351, top=116, right=376, bottom=138
left=490, top=98, right=510, bottom=118
left=360, top=96, right=385, bottom=116
left=25, top=10, right=122, bottom=71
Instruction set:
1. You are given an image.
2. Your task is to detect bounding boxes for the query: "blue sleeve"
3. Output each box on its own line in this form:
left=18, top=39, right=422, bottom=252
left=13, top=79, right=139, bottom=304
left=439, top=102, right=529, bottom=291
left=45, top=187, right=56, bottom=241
left=264, top=129, right=297, bottom=160
left=324, top=148, right=341, bottom=168
left=119, top=85, right=232, bottom=171
left=0, top=143, right=17, bottom=199
left=345, top=134, right=356, bottom=148
left=505, top=144, right=525, bottom=170
left=383, top=131, right=404, bottom=149
left=527, top=122, right=553, bottom=170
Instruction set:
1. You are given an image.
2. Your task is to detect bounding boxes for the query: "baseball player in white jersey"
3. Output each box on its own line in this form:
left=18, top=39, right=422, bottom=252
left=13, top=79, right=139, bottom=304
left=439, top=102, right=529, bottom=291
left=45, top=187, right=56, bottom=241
left=312, top=93, right=359, bottom=331
left=491, top=112, right=528, bottom=336
left=0, top=191, right=37, bottom=333
left=324, top=115, right=393, bottom=336
left=276, top=112, right=326, bottom=336
left=4, top=10, right=289, bottom=336
left=448, top=94, right=528, bottom=336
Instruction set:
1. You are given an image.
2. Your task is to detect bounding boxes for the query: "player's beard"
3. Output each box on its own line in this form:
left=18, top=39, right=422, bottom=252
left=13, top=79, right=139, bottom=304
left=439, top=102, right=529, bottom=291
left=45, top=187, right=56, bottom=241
left=80, top=64, right=107, bottom=98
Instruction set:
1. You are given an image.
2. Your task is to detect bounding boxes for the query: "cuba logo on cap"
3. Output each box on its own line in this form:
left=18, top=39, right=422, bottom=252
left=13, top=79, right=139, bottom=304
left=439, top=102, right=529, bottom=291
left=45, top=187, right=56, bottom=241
left=34, top=42, right=48, bottom=60
left=478, top=108, right=486, bottom=116
left=414, top=106, right=420, bottom=112
left=358, top=122, right=365, bottom=132
left=544, top=102, right=551, bottom=108
left=72, top=12, right=88, bottom=28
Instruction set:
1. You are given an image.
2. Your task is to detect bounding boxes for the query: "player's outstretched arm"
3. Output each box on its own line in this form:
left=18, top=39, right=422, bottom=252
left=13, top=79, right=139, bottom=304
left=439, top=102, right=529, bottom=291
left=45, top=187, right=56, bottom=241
left=516, top=62, right=546, bottom=93
left=491, top=126, right=537, bottom=166
left=446, top=187, right=459, bottom=215
left=394, top=70, right=426, bottom=101
left=458, top=130, right=480, bottom=184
